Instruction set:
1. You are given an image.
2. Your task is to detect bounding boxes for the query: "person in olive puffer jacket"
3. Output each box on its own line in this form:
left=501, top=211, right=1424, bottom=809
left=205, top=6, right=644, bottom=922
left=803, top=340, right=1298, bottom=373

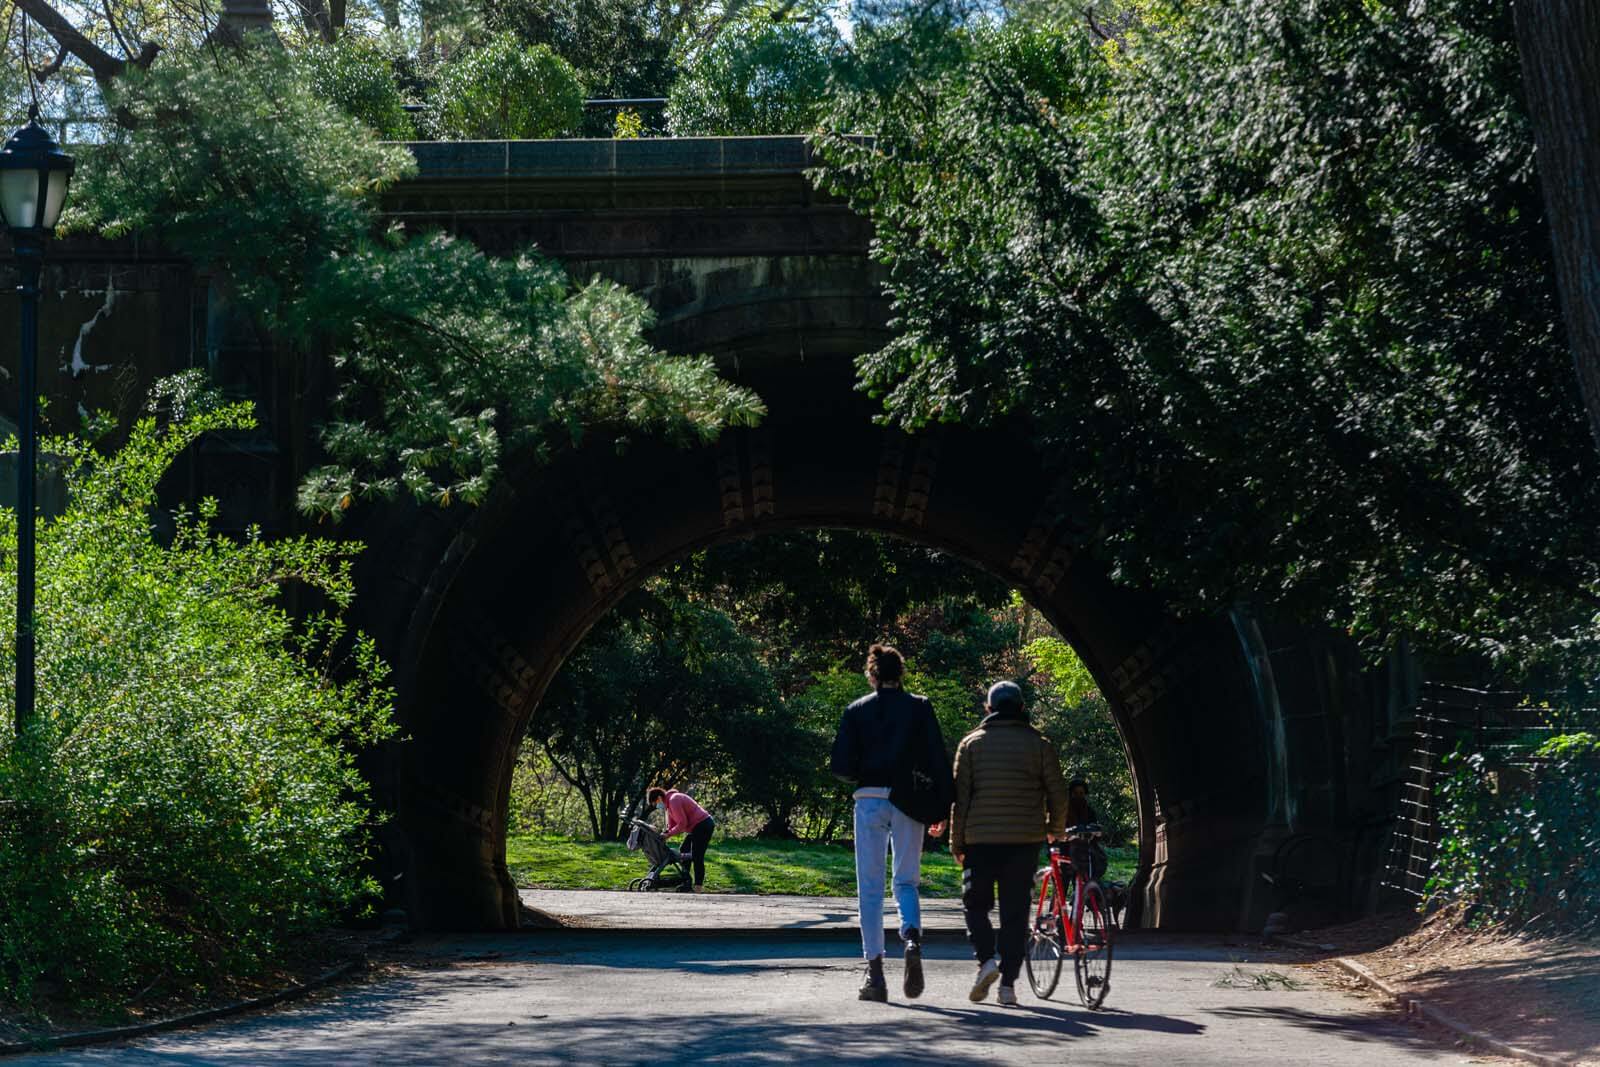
left=950, top=680, right=1069, bottom=1006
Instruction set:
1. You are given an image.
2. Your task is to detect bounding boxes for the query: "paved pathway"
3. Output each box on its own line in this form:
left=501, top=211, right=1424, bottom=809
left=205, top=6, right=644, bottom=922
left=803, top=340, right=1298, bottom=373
left=518, top=888, right=968, bottom=933
left=15, top=930, right=1490, bottom=1065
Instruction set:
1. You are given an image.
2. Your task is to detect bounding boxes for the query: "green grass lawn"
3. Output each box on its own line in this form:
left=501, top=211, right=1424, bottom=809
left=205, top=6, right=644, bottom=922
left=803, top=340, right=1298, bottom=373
left=507, top=835, right=1136, bottom=897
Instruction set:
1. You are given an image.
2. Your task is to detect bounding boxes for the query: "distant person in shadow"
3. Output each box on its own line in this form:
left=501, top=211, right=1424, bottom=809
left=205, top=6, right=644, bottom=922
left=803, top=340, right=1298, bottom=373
left=830, top=643, right=952, bottom=1003
left=951, top=680, right=1069, bottom=1007
left=1065, top=777, right=1110, bottom=883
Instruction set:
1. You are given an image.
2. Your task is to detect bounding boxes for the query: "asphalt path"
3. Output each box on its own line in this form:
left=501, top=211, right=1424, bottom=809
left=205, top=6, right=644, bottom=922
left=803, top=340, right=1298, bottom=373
left=15, top=932, right=1491, bottom=1066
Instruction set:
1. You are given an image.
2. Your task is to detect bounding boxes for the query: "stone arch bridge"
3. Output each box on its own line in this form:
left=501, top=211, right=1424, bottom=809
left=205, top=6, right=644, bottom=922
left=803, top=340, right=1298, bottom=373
left=3, top=137, right=1419, bottom=933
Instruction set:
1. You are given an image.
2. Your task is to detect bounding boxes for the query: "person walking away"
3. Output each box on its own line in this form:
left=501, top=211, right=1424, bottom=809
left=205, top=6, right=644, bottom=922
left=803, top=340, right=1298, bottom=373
left=951, top=680, right=1068, bottom=1007
left=830, top=643, right=951, bottom=1003
left=648, top=786, right=715, bottom=891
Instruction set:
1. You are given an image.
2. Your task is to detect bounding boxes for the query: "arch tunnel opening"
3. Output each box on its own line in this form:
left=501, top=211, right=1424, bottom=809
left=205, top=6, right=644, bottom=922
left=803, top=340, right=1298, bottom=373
left=353, top=360, right=1344, bottom=934
left=499, top=527, right=1146, bottom=906
left=325, top=297, right=1412, bottom=936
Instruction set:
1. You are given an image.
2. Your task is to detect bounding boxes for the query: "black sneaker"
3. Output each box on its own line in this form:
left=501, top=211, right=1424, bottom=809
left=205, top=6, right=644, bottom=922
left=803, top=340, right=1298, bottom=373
left=858, top=957, right=888, bottom=1002
left=903, top=928, right=925, bottom=999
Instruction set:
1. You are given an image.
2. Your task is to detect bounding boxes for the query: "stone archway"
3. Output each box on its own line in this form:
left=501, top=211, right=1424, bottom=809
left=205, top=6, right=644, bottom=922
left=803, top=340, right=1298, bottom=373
left=352, top=139, right=1413, bottom=930
left=351, top=346, right=1308, bottom=933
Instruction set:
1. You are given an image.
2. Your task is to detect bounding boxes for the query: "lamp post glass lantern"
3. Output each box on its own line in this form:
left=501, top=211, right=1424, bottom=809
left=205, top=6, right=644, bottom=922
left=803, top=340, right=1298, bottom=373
left=0, top=103, right=73, bottom=738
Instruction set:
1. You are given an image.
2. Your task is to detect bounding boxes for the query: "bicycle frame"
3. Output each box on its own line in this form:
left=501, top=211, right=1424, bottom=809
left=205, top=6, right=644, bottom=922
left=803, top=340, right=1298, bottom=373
left=1035, top=838, right=1105, bottom=957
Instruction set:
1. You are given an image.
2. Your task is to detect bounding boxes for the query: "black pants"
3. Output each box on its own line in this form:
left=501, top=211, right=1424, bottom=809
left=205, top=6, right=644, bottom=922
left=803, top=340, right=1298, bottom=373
left=962, top=843, right=1040, bottom=983
left=682, top=817, right=714, bottom=886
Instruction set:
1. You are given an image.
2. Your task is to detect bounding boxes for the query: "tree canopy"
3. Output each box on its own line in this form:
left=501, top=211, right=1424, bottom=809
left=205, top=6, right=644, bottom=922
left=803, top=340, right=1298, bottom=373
left=818, top=1, right=1600, bottom=674
left=67, top=44, right=764, bottom=516
left=524, top=530, right=1136, bottom=843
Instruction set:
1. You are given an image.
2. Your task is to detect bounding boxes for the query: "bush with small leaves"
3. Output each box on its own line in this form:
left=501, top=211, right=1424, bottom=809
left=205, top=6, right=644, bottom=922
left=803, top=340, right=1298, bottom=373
left=0, top=378, right=396, bottom=1008
left=427, top=34, right=583, bottom=139
left=302, top=35, right=414, bottom=140
left=613, top=107, right=644, bottom=139
left=1429, top=729, right=1600, bottom=929
left=667, top=20, right=834, bottom=136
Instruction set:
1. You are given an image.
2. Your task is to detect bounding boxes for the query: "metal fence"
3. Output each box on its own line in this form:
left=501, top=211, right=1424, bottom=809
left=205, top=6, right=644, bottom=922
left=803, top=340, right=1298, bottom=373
left=1381, top=682, right=1593, bottom=902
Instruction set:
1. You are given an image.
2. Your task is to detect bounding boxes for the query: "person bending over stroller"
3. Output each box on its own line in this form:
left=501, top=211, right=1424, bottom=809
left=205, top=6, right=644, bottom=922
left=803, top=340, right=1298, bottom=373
left=649, top=786, right=715, bottom=892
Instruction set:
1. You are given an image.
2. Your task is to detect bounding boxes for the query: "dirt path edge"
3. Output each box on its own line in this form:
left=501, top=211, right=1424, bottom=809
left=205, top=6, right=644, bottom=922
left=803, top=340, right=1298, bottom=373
left=0, top=930, right=403, bottom=1059
left=1332, top=956, right=1576, bottom=1067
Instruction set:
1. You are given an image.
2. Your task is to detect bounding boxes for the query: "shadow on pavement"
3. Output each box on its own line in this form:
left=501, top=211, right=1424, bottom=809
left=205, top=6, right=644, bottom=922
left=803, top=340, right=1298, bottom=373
left=44, top=990, right=1168, bottom=1066
left=1205, top=1005, right=1446, bottom=1053
left=901, top=1000, right=1204, bottom=1038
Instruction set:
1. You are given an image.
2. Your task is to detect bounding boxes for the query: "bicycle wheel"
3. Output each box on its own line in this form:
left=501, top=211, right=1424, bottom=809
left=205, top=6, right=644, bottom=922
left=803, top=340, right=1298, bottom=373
left=1073, top=885, right=1115, bottom=1009
left=1025, top=875, right=1066, bottom=999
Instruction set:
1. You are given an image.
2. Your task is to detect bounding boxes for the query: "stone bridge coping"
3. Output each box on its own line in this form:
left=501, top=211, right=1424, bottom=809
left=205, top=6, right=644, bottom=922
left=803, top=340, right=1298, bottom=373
left=402, top=136, right=828, bottom=181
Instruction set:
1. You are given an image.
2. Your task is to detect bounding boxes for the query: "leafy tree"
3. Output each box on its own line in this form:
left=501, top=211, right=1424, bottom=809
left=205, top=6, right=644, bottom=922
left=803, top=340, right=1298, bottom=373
left=532, top=586, right=776, bottom=840
left=1024, top=636, right=1136, bottom=842
left=666, top=18, right=834, bottom=135
left=72, top=48, right=413, bottom=312
left=661, top=530, right=1011, bottom=693
left=474, top=0, right=812, bottom=101
left=424, top=32, right=583, bottom=139
left=523, top=532, right=1027, bottom=841
left=478, top=0, right=677, bottom=100
left=303, top=33, right=414, bottom=138
left=818, top=3, right=1600, bottom=673
left=720, top=698, right=833, bottom=838
left=0, top=379, right=395, bottom=1006
left=71, top=46, right=762, bottom=516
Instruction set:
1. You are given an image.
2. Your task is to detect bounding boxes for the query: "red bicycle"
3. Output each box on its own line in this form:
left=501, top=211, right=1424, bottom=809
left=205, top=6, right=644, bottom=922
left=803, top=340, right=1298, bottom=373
left=1025, top=822, right=1115, bottom=1008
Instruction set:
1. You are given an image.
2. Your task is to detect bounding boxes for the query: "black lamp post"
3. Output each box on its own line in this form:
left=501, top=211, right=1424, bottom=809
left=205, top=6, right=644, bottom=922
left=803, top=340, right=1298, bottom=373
left=0, top=104, right=73, bottom=738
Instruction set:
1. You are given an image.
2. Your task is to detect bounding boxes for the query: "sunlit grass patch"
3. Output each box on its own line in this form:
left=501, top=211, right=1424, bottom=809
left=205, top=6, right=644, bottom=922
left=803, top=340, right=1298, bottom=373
left=507, top=835, right=1135, bottom=898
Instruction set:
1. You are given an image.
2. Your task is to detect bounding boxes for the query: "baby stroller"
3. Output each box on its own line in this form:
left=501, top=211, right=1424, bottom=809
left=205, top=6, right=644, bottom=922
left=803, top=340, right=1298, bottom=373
left=625, top=818, right=692, bottom=891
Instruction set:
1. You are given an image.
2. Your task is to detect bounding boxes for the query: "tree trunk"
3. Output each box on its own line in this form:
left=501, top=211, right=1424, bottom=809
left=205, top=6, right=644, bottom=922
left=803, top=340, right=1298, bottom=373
left=15, top=0, right=158, bottom=83
left=1513, top=0, right=1600, bottom=451
left=579, top=785, right=601, bottom=841
left=296, top=0, right=335, bottom=42
left=757, top=811, right=796, bottom=839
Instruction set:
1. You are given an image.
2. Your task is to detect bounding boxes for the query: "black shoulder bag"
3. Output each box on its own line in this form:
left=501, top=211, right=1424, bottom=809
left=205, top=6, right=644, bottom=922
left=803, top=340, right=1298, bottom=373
left=889, top=695, right=954, bottom=825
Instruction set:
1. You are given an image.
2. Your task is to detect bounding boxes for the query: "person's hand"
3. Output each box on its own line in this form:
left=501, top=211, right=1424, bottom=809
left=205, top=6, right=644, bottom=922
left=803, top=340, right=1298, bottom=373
left=953, top=851, right=965, bottom=867
left=1046, top=832, right=1055, bottom=843
left=927, top=821, right=946, bottom=837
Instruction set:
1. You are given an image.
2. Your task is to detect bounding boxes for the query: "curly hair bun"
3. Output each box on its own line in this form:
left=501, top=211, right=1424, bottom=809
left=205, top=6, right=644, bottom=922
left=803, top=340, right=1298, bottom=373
left=866, top=643, right=905, bottom=684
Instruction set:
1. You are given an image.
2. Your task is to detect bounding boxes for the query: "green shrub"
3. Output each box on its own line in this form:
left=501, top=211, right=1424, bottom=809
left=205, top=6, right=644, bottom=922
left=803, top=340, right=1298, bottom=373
left=0, top=380, right=395, bottom=1007
left=426, top=34, right=583, bottom=139
left=1429, top=731, right=1600, bottom=929
left=302, top=35, right=414, bottom=139
left=666, top=21, right=833, bottom=136
left=613, top=107, right=644, bottom=139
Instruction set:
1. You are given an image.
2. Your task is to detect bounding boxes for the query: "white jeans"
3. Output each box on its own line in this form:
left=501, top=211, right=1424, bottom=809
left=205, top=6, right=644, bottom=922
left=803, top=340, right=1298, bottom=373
left=853, top=796, right=924, bottom=960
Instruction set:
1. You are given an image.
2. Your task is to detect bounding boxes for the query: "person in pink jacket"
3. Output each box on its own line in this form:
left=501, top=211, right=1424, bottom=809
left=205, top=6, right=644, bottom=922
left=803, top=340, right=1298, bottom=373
left=648, top=786, right=715, bottom=891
